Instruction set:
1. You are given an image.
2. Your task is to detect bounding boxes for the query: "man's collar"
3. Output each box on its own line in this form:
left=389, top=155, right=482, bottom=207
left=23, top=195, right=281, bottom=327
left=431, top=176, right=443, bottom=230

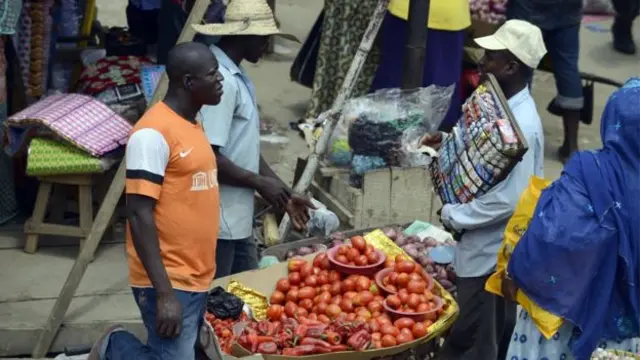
left=210, top=45, right=242, bottom=76
left=507, top=86, right=531, bottom=109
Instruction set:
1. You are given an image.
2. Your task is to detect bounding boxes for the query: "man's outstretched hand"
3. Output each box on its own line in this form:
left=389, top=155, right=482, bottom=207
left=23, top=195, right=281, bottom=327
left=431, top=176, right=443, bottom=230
left=257, top=177, right=291, bottom=209
left=286, top=195, right=316, bottom=231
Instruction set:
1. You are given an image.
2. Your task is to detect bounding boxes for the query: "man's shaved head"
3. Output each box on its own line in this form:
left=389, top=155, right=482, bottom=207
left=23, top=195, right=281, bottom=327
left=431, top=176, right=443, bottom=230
left=165, top=42, right=224, bottom=106
left=166, top=42, right=218, bottom=83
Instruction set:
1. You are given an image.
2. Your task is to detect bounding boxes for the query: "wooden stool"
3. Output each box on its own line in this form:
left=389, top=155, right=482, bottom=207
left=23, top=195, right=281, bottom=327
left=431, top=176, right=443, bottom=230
left=24, top=174, right=95, bottom=256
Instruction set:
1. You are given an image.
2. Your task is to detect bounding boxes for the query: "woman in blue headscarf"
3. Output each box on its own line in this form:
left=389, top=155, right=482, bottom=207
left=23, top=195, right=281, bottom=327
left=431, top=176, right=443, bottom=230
left=504, top=78, right=640, bottom=360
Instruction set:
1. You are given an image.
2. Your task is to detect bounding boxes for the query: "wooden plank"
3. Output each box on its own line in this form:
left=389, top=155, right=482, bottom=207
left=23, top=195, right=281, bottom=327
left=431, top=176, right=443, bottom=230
left=30, top=1, right=212, bottom=357
left=39, top=174, right=93, bottom=186
left=360, top=168, right=392, bottom=228
left=23, top=182, right=52, bottom=254
left=24, top=223, right=86, bottom=238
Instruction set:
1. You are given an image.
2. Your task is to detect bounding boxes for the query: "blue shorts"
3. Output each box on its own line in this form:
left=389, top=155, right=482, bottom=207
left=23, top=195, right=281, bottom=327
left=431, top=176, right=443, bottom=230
left=215, top=237, right=260, bottom=278
left=102, top=288, right=207, bottom=359
left=542, top=24, right=584, bottom=111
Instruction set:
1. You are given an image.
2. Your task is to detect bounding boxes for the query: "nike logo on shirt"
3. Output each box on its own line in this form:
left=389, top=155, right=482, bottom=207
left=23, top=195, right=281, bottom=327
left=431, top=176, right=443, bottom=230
left=179, top=148, right=193, bottom=158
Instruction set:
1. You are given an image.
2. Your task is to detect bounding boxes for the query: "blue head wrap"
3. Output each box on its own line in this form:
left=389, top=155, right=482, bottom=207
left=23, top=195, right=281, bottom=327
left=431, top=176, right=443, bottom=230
left=507, top=78, right=640, bottom=359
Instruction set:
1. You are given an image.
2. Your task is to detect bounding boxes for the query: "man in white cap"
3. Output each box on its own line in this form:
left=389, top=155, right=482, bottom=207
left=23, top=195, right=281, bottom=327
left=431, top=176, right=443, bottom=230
left=193, top=0, right=313, bottom=279
left=422, top=20, right=547, bottom=360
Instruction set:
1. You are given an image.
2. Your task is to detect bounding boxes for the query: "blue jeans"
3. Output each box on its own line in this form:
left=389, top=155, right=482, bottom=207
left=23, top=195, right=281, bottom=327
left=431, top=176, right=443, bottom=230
left=215, top=237, right=259, bottom=279
left=103, top=288, right=207, bottom=359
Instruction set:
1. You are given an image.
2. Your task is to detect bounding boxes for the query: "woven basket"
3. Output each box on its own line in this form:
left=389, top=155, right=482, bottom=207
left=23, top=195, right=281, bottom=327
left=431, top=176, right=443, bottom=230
left=0, top=0, right=22, bottom=35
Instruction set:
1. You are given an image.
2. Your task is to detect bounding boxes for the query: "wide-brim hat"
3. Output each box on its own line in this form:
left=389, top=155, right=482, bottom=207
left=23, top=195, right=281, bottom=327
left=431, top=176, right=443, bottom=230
left=192, top=0, right=299, bottom=43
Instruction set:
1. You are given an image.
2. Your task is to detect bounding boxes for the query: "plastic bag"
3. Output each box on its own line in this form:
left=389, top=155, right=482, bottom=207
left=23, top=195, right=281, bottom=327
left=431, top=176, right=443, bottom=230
left=327, top=84, right=454, bottom=168
left=306, top=199, right=340, bottom=237
left=485, top=176, right=563, bottom=339
left=207, top=287, right=245, bottom=320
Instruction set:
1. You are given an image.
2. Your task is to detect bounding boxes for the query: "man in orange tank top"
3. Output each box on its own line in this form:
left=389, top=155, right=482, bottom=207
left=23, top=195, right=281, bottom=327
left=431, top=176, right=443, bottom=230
left=89, top=42, right=224, bottom=360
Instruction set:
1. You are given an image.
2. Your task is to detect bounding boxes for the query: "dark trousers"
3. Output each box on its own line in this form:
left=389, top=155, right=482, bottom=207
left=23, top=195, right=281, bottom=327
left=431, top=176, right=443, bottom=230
left=439, top=275, right=517, bottom=360
left=214, top=237, right=260, bottom=279
left=613, top=0, right=640, bottom=22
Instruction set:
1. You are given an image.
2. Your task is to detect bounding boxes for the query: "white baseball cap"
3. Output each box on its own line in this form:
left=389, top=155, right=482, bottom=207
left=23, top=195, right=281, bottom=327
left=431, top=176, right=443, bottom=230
left=474, top=19, right=547, bottom=69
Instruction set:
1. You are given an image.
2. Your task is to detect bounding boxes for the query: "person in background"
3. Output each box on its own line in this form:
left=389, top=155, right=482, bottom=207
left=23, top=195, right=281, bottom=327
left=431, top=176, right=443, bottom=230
left=612, top=0, right=639, bottom=54
left=503, top=78, right=640, bottom=359
left=370, top=0, right=471, bottom=131
left=507, top=0, right=583, bottom=163
left=194, top=0, right=314, bottom=279
left=126, top=0, right=161, bottom=46
left=422, top=20, right=547, bottom=360
left=88, top=42, right=223, bottom=360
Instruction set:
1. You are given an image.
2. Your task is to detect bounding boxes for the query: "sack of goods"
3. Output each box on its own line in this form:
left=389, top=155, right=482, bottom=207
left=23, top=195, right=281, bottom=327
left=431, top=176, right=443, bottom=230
left=430, top=76, right=528, bottom=204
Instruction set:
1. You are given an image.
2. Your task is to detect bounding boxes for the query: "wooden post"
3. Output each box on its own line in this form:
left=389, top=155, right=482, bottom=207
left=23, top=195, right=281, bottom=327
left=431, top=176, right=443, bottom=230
left=277, top=0, right=391, bottom=241
left=30, top=1, right=212, bottom=357
left=266, top=0, right=276, bottom=53
left=402, top=0, right=430, bottom=90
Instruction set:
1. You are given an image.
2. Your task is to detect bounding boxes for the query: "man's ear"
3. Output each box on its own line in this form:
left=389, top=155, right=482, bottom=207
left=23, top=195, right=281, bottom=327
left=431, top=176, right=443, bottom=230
left=506, top=61, right=519, bottom=76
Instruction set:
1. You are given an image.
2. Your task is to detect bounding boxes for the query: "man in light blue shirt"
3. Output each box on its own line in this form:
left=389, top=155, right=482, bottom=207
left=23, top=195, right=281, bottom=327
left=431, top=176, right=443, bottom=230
left=195, top=1, right=312, bottom=279
left=423, top=20, right=547, bottom=360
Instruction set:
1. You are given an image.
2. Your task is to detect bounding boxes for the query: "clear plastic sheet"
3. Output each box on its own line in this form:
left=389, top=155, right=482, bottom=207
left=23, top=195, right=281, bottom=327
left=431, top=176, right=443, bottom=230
left=326, top=84, right=455, bottom=177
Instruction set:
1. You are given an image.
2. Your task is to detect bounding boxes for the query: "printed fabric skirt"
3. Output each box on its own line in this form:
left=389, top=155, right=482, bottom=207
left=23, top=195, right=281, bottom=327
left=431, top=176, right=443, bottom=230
left=507, top=308, right=640, bottom=360
left=304, top=0, right=381, bottom=119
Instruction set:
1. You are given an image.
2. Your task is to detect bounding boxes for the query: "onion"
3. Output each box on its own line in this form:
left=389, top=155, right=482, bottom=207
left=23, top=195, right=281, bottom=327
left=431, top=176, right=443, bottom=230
left=438, top=279, right=454, bottom=289
left=417, top=254, right=430, bottom=267
left=382, top=227, right=397, bottom=240
left=405, top=235, right=421, bottom=244
left=331, top=240, right=344, bottom=248
left=296, top=246, right=313, bottom=256
left=424, top=237, right=438, bottom=247
left=330, top=232, right=345, bottom=242
left=424, top=264, right=435, bottom=273
left=437, top=268, right=448, bottom=280
left=402, top=244, right=419, bottom=259
left=285, top=250, right=296, bottom=259
left=394, top=235, right=408, bottom=247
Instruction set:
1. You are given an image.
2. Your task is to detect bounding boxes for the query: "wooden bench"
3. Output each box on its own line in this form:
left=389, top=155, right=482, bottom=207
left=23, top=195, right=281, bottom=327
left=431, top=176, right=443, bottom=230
left=23, top=174, right=98, bottom=256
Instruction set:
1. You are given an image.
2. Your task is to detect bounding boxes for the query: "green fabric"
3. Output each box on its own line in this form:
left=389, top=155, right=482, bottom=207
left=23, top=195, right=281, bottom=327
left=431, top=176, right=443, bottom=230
left=27, top=137, right=103, bottom=176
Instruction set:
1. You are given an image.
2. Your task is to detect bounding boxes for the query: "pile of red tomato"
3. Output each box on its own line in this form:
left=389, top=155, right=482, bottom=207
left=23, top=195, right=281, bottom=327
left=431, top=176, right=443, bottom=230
left=332, top=236, right=381, bottom=266
left=258, top=240, right=446, bottom=354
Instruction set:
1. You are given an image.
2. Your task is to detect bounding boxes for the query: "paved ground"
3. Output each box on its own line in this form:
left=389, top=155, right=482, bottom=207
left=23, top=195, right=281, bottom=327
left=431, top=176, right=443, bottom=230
left=0, top=0, right=638, bottom=357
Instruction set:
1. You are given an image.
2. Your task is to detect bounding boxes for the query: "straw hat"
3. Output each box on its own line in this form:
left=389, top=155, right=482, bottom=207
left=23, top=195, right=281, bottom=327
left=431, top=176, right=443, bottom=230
left=192, top=0, right=299, bottom=42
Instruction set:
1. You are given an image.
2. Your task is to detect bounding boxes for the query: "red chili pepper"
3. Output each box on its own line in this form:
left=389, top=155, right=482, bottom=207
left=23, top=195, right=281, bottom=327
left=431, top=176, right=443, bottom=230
left=346, top=329, right=371, bottom=351
left=256, top=341, right=279, bottom=354
left=299, top=318, right=323, bottom=325
left=299, top=337, right=332, bottom=349
left=322, top=331, right=342, bottom=345
left=247, top=329, right=259, bottom=353
left=256, top=336, right=274, bottom=344
left=294, top=324, right=308, bottom=340
left=305, top=323, right=328, bottom=338
left=330, top=344, right=349, bottom=352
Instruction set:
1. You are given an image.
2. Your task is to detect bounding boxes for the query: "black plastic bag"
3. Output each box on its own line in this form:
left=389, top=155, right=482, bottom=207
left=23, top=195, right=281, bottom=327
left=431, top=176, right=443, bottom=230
left=206, top=287, right=244, bottom=320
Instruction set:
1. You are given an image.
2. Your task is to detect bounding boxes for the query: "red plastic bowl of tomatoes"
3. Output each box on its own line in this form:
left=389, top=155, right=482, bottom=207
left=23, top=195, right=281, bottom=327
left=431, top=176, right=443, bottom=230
left=383, top=293, right=443, bottom=322
left=375, top=266, right=434, bottom=295
left=327, top=236, right=386, bottom=275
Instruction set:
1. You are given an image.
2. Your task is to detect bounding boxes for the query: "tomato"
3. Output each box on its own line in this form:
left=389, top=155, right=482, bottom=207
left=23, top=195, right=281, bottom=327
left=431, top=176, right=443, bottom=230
left=358, top=291, right=373, bottom=305
left=395, top=260, right=416, bottom=274
left=347, top=313, right=357, bottom=321
left=404, top=308, right=415, bottom=313
left=408, top=272, right=423, bottom=282
left=396, top=273, right=410, bottom=288
left=386, top=295, right=401, bottom=309
left=354, top=255, right=368, bottom=266
left=317, top=302, right=328, bottom=315
left=395, top=254, right=411, bottom=263
left=337, top=244, right=350, bottom=256
left=381, top=334, right=397, bottom=348
left=317, top=291, right=332, bottom=304
left=288, top=272, right=302, bottom=286
left=319, top=284, right=331, bottom=294
left=396, top=331, right=413, bottom=345
left=351, top=236, right=366, bottom=251
left=394, top=317, right=416, bottom=329
left=388, top=272, right=399, bottom=285
left=346, top=247, right=360, bottom=261
left=330, top=281, right=342, bottom=296
left=308, top=313, right=318, bottom=321
left=368, top=300, right=383, bottom=314
left=377, top=316, right=391, bottom=326
left=336, top=254, right=349, bottom=264
left=370, top=284, right=379, bottom=296
left=386, top=284, right=397, bottom=293
left=305, top=275, right=318, bottom=287
left=412, top=322, right=427, bottom=338
left=284, top=301, right=298, bottom=317
left=331, top=295, right=342, bottom=305
left=366, top=251, right=379, bottom=265
left=355, top=277, right=371, bottom=292
left=286, top=289, right=299, bottom=303
left=423, top=319, right=433, bottom=328
left=326, top=304, right=342, bottom=319
left=266, top=304, right=284, bottom=321
left=373, top=340, right=382, bottom=349
left=381, top=324, right=399, bottom=337
left=313, top=253, right=330, bottom=270
left=270, top=291, right=285, bottom=305
left=371, top=332, right=382, bottom=342
left=298, top=286, right=316, bottom=300
left=407, top=293, right=421, bottom=309
left=368, top=319, right=380, bottom=333
left=356, top=308, right=372, bottom=320
left=288, top=259, right=307, bottom=273
left=341, top=279, right=356, bottom=293
left=318, top=314, right=331, bottom=324
left=328, top=270, right=341, bottom=283
left=417, top=303, right=430, bottom=313
left=300, top=263, right=314, bottom=279
left=317, top=273, right=329, bottom=286
left=343, top=291, right=358, bottom=300
left=299, top=298, right=314, bottom=311
left=276, top=278, right=291, bottom=293
left=384, top=258, right=396, bottom=269
left=295, top=307, right=309, bottom=318
left=398, top=289, right=409, bottom=304
left=364, top=244, right=375, bottom=255
left=338, top=298, right=353, bottom=312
